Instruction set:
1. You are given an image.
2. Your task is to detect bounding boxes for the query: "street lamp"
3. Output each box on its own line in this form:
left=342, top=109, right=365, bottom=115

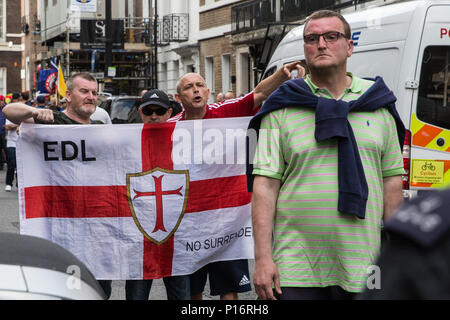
left=154, top=0, right=158, bottom=88
left=148, top=0, right=158, bottom=89
left=104, top=0, right=113, bottom=93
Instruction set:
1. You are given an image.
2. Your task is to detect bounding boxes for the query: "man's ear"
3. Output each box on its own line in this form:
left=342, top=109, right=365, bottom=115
left=167, top=108, right=173, bottom=117
left=65, top=90, right=71, bottom=103
left=347, top=39, right=354, bottom=58
left=174, top=93, right=182, bottom=103
left=138, top=107, right=145, bottom=121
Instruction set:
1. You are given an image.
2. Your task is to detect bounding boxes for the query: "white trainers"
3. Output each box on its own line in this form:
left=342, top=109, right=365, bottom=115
left=5, top=185, right=12, bottom=192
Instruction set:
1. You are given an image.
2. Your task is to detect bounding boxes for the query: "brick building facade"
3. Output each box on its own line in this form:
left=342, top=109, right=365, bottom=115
left=198, top=1, right=242, bottom=102
left=0, top=0, right=23, bottom=94
left=21, top=0, right=40, bottom=94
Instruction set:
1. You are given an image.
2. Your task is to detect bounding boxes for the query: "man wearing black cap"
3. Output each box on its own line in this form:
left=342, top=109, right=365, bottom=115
left=127, top=89, right=182, bottom=124
left=138, top=89, right=173, bottom=123
left=123, top=89, right=190, bottom=300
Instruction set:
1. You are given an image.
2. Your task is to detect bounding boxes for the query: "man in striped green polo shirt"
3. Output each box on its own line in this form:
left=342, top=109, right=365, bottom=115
left=251, top=10, right=404, bottom=300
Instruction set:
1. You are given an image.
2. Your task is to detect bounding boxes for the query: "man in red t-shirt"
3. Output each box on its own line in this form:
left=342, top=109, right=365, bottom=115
left=170, top=61, right=303, bottom=122
left=170, top=62, right=304, bottom=300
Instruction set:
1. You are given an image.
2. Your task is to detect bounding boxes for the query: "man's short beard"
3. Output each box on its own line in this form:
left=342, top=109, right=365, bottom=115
left=72, top=104, right=96, bottom=119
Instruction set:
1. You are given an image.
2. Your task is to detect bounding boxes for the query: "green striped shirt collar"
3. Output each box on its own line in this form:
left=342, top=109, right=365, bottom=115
left=304, top=72, right=364, bottom=97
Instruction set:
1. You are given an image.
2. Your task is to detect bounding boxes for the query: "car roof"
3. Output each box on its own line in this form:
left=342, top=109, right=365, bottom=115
left=109, top=96, right=140, bottom=101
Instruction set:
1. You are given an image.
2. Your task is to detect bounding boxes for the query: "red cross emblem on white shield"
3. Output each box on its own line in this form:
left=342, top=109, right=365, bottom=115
left=127, top=167, right=189, bottom=245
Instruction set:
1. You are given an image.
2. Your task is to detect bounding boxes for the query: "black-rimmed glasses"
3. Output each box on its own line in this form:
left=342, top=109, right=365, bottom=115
left=304, top=31, right=348, bottom=44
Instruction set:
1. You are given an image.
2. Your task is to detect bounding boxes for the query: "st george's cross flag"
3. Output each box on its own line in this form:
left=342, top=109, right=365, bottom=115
left=17, top=117, right=254, bottom=280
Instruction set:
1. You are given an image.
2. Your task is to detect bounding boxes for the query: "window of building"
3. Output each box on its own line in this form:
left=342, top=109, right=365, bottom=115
left=26, top=57, right=31, bottom=91
left=186, top=64, right=195, bottom=73
left=0, top=0, right=5, bottom=42
left=25, top=0, right=30, bottom=19
left=417, top=46, right=450, bottom=129
left=0, top=68, right=6, bottom=96
left=205, top=56, right=214, bottom=99
left=238, top=52, right=250, bottom=95
left=171, top=60, right=180, bottom=93
left=261, top=66, right=276, bottom=81
left=159, top=62, right=168, bottom=92
left=173, top=60, right=180, bottom=80
left=221, top=54, right=231, bottom=94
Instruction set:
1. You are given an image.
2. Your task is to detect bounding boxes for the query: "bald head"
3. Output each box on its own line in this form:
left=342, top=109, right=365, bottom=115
left=175, top=73, right=210, bottom=118
left=216, top=92, right=224, bottom=103
left=176, top=73, right=207, bottom=94
left=225, top=91, right=234, bottom=100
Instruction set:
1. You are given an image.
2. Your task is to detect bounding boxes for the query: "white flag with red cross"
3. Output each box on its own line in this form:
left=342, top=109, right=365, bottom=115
left=16, top=117, right=254, bottom=280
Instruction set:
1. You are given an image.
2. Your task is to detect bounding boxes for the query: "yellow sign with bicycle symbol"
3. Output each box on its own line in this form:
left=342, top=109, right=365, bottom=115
left=411, top=160, right=445, bottom=184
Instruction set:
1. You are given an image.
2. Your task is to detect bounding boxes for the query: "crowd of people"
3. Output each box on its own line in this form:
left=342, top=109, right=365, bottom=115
left=0, top=92, right=69, bottom=192
left=1, top=9, right=418, bottom=300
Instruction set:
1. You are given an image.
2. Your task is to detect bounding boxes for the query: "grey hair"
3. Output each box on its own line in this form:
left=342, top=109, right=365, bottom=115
left=66, top=72, right=97, bottom=92
left=176, top=73, right=207, bottom=94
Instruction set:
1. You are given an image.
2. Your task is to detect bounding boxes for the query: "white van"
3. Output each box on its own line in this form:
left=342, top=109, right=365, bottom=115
left=262, top=0, right=450, bottom=197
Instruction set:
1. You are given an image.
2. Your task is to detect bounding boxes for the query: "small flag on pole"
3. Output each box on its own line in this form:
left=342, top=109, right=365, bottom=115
left=57, top=62, right=67, bottom=98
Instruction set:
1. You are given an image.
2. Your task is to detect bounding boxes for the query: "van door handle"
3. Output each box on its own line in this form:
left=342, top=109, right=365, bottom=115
left=405, top=80, right=419, bottom=89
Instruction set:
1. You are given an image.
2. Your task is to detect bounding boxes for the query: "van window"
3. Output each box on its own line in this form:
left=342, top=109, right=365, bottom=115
left=261, top=60, right=307, bottom=82
left=348, top=48, right=400, bottom=90
left=261, top=66, right=276, bottom=82
left=417, top=46, right=450, bottom=129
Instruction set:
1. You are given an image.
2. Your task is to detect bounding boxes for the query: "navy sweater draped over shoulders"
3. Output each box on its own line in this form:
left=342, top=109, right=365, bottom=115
left=247, top=76, right=405, bottom=219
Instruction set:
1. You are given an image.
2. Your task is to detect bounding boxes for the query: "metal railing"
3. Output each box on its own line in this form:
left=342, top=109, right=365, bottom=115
left=34, top=14, right=189, bottom=46
left=231, top=0, right=277, bottom=34
left=130, top=14, right=189, bottom=46
left=124, top=14, right=189, bottom=44
left=232, top=0, right=382, bottom=34
left=280, top=0, right=374, bottom=22
left=162, top=14, right=189, bottom=43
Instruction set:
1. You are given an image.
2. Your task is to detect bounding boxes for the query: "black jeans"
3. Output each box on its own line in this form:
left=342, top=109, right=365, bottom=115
left=5, top=147, right=16, bottom=186
left=98, top=276, right=190, bottom=300
left=0, top=134, right=6, bottom=168
left=125, top=276, right=190, bottom=300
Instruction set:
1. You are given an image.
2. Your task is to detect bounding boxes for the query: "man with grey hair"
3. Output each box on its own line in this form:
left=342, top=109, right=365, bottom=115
left=4, top=72, right=100, bottom=125
left=3, top=72, right=114, bottom=298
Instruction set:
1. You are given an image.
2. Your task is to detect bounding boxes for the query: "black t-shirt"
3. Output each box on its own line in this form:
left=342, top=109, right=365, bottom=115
left=34, top=111, right=103, bottom=125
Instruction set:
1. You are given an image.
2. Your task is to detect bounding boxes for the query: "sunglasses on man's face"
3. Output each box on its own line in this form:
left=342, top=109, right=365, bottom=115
left=141, top=107, right=167, bottom=116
